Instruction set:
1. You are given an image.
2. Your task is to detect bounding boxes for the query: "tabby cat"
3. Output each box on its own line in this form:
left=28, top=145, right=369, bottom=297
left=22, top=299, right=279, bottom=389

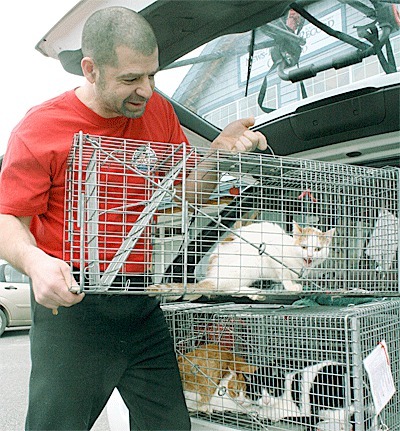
left=178, top=343, right=256, bottom=413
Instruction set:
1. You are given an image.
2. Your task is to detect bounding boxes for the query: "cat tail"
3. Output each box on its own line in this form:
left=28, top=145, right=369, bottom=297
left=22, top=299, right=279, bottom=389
left=146, top=279, right=217, bottom=301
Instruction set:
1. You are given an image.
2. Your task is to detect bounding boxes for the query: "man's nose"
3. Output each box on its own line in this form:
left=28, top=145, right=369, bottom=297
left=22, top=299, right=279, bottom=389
left=136, top=76, right=154, bottom=99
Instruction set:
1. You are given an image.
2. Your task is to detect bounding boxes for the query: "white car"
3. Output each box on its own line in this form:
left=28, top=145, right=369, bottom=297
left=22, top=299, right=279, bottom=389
left=0, top=260, right=31, bottom=336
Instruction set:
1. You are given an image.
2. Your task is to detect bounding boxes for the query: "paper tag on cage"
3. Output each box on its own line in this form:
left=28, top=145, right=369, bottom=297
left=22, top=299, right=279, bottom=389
left=131, top=145, right=158, bottom=173
left=363, top=339, right=396, bottom=415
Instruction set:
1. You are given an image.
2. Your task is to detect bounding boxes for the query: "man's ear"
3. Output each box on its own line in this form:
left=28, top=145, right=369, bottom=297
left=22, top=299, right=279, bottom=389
left=81, top=57, right=97, bottom=83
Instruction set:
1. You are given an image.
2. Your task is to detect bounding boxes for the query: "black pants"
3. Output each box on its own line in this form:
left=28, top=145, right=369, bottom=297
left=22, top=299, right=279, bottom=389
left=26, top=292, right=191, bottom=431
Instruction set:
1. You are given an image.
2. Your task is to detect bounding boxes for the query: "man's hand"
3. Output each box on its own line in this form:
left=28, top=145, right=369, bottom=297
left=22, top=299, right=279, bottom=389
left=210, top=116, right=268, bottom=153
left=0, top=214, right=84, bottom=314
left=29, top=255, right=84, bottom=313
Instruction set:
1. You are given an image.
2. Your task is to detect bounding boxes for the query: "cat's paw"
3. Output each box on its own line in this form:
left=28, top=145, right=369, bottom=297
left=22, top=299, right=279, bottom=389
left=197, top=404, right=213, bottom=413
left=285, top=283, right=303, bottom=292
left=165, top=295, right=185, bottom=301
left=145, top=284, right=183, bottom=300
left=248, top=294, right=267, bottom=301
left=145, top=283, right=164, bottom=296
left=182, top=293, right=202, bottom=301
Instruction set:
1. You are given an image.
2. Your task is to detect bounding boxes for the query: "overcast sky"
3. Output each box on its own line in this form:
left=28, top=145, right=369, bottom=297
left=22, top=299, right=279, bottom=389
left=0, top=1, right=85, bottom=155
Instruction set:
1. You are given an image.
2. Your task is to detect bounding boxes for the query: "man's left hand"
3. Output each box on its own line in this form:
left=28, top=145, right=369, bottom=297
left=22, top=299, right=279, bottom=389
left=210, top=116, right=268, bottom=153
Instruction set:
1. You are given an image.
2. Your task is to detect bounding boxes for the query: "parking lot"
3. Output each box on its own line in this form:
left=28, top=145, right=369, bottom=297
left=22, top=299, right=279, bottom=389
left=0, top=328, right=109, bottom=431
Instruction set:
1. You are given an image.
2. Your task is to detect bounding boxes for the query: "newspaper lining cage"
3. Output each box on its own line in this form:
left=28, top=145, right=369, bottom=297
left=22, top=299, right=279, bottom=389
left=161, top=300, right=400, bottom=431
left=64, top=132, right=399, bottom=296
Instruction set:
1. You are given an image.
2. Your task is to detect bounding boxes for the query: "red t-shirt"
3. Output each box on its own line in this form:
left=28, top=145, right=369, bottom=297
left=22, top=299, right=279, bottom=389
left=0, top=90, right=189, bottom=274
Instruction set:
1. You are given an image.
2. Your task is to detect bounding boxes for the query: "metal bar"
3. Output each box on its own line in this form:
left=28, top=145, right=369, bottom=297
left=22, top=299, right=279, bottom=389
left=99, top=156, right=188, bottom=290
left=85, top=152, right=101, bottom=286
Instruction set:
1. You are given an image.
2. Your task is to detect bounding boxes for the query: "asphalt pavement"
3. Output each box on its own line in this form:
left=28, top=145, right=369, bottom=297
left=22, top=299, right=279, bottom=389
left=0, top=328, right=109, bottom=431
left=0, top=328, right=208, bottom=431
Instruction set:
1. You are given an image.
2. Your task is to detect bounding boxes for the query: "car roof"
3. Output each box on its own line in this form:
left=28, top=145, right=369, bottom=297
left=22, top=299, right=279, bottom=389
left=36, top=0, right=399, bottom=167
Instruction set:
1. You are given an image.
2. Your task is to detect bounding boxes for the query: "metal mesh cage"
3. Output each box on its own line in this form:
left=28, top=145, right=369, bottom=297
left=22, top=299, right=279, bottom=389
left=64, top=132, right=399, bottom=297
left=64, top=132, right=192, bottom=292
left=162, top=300, right=400, bottom=431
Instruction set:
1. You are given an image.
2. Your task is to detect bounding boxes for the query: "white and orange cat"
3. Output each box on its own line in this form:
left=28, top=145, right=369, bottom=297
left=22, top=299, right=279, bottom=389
left=178, top=343, right=257, bottom=413
left=148, top=221, right=335, bottom=300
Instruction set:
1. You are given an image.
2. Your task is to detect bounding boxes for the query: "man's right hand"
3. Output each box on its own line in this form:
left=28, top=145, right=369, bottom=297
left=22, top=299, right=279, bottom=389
left=0, top=214, right=85, bottom=313
left=28, top=255, right=85, bottom=313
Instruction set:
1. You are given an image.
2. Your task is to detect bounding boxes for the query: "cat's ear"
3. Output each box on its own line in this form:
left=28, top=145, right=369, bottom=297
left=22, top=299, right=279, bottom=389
left=235, top=361, right=257, bottom=374
left=324, top=228, right=336, bottom=243
left=292, top=221, right=302, bottom=237
left=233, top=220, right=242, bottom=229
left=246, top=364, right=258, bottom=374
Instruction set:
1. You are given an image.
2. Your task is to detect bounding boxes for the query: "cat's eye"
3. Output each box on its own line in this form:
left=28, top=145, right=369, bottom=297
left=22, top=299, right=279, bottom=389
left=315, top=247, right=322, bottom=252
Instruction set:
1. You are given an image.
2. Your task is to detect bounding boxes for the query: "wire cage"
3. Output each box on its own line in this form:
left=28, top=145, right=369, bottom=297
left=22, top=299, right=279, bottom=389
left=161, top=300, right=400, bottom=431
left=64, top=132, right=399, bottom=297
left=63, top=132, right=193, bottom=292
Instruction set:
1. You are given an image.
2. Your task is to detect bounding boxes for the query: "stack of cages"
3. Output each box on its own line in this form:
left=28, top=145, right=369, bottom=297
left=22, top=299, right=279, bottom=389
left=161, top=301, right=400, bottom=431
left=63, top=132, right=399, bottom=429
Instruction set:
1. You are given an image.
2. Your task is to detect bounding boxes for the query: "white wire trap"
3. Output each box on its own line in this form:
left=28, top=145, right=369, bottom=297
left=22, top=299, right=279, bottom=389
left=162, top=300, right=400, bottom=431
left=64, top=132, right=399, bottom=297
left=148, top=155, right=399, bottom=299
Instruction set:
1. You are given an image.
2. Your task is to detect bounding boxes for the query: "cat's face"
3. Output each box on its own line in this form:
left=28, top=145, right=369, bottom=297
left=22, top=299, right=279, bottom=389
left=293, top=222, right=335, bottom=268
left=225, top=370, right=249, bottom=400
left=178, top=343, right=257, bottom=403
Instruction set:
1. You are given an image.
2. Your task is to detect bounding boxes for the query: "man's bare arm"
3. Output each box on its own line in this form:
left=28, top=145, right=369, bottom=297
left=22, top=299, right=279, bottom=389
left=0, top=214, right=84, bottom=311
